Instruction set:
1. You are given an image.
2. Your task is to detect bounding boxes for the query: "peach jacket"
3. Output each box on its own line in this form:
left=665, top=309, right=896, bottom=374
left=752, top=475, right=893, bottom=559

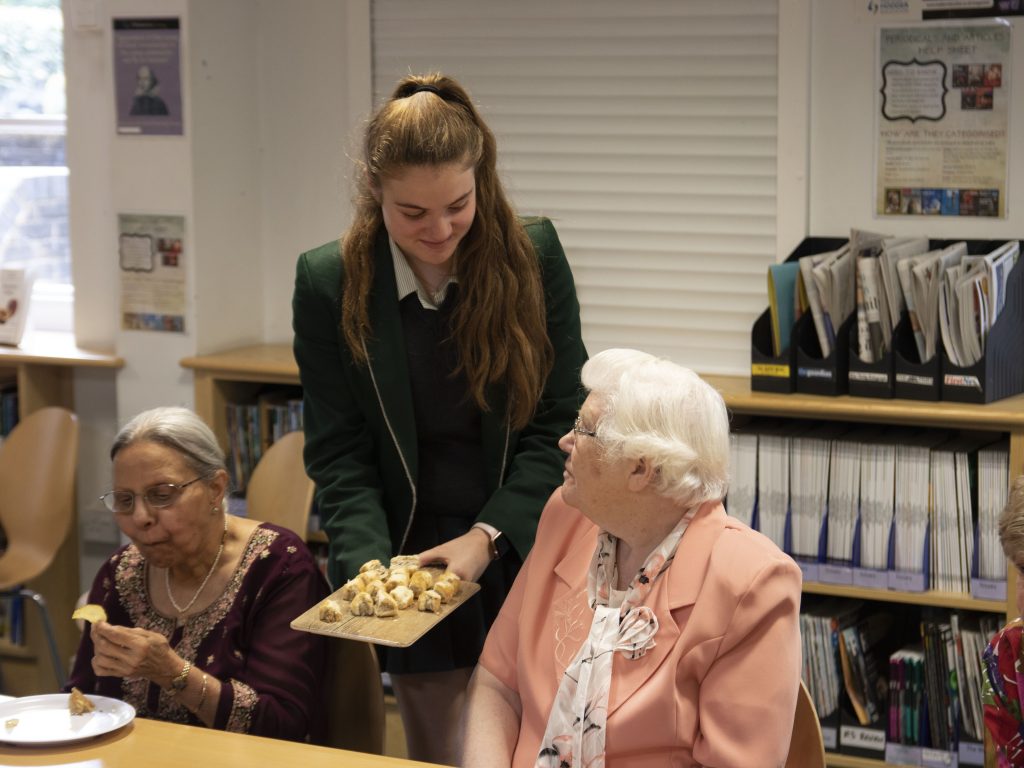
left=479, top=492, right=803, bottom=768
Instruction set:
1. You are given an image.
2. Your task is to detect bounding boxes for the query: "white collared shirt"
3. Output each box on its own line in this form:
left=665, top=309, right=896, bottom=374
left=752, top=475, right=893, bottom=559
left=389, top=236, right=458, bottom=310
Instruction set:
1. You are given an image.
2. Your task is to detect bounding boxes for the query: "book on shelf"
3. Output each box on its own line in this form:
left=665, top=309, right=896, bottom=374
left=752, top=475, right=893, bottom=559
left=0, top=384, right=18, bottom=439
left=727, top=417, right=1009, bottom=594
left=225, top=390, right=304, bottom=495
left=767, top=262, right=801, bottom=356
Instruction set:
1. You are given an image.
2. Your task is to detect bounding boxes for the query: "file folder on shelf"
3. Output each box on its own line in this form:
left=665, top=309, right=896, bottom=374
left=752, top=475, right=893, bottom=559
left=847, top=318, right=894, bottom=398
left=940, top=240, right=1024, bottom=403
left=893, top=314, right=941, bottom=401
left=751, top=237, right=848, bottom=394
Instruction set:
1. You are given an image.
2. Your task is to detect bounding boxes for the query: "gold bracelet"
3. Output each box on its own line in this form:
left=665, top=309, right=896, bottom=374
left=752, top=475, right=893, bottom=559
left=197, top=673, right=209, bottom=712
left=169, top=660, right=191, bottom=696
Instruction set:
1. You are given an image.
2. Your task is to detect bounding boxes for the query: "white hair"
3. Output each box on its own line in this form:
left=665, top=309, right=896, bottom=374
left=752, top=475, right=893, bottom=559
left=111, top=407, right=229, bottom=507
left=581, top=349, right=729, bottom=507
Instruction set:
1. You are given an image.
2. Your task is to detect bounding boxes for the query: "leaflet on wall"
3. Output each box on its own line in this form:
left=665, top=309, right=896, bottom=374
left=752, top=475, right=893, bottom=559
left=118, top=214, right=185, bottom=333
left=875, top=20, right=1011, bottom=218
left=113, top=18, right=183, bottom=136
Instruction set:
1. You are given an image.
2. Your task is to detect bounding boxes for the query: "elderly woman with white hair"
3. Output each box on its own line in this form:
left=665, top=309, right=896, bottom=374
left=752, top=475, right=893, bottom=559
left=463, top=349, right=802, bottom=767
left=65, top=407, right=329, bottom=742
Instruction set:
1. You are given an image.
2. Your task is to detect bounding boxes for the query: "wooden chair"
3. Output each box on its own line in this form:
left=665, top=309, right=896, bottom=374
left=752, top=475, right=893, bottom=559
left=320, top=638, right=386, bottom=754
left=0, top=407, right=79, bottom=689
left=244, top=430, right=314, bottom=537
left=785, top=680, right=827, bottom=768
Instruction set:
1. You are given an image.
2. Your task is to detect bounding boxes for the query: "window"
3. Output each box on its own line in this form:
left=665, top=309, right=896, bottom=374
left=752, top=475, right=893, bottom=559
left=372, top=0, right=779, bottom=374
left=0, top=0, right=72, bottom=332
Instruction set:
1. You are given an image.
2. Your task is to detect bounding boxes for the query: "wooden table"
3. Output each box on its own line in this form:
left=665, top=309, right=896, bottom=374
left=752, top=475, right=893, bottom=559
left=0, top=717, right=440, bottom=767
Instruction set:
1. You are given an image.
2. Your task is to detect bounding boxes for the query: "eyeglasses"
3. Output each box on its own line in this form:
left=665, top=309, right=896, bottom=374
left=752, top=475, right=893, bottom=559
left=100, top=477, right=204, bottom=515
left=572, top=416, right=599, bottom=439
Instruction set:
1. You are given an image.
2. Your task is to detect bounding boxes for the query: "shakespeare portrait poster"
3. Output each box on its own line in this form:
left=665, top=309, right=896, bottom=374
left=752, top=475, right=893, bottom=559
left=113, top=18, right=183, bottom=136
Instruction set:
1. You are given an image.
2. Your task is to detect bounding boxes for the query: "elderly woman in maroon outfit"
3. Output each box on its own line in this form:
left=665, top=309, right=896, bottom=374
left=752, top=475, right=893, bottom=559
left=66, top=407, right=328, bottom=742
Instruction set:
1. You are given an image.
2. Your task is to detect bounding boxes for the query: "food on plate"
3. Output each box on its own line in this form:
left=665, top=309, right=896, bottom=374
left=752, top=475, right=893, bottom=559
left=389, top=555, right=419, bottom=572
left=321, top=560, right=468, bottom=622
left=338, top=579, right=362, bottom=601
left=350, top=591, right=375, bottom=616
left=408, top=569, right=434, bottom=597
left=384, top=570, right=409, bottom=591
left=433, top=579, right=456, bottom=603
left=359, top=559, right=383, bottom=573
left=4, top=719, right=17, bottom=729
left=418, top=589, right=443, bottom=614
left=374, top=591, right=399, bottom=618
left=69, top=687, right=95, bottom=715
left=71, top=603, right=107, bottom=623
left=390, top=585, right=415, bottom=610
left=317, top=599, right=344, bottom=623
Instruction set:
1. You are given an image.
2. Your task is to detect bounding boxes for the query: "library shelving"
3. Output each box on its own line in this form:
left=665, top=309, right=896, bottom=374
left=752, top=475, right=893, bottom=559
left=183, top=345, right=1017, bottom=767
left=0, top=332, right=123, bottom=695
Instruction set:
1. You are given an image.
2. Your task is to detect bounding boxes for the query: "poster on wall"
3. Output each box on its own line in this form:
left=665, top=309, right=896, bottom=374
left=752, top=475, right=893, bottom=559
left=113, top=18, right=183, bottom=136
left=118, top=214, right=186, bottom=333
left=875, top=20, right=1011, bottom=217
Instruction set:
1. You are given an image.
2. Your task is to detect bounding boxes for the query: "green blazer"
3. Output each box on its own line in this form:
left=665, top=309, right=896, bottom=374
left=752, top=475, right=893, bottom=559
left=292, top=217, right=588, bottom=585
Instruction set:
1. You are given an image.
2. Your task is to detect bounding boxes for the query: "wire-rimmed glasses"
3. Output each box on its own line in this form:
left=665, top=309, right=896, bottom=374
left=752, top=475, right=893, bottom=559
left=100, top=477, right=204, bottom=515
left=572, top=415, right=598, bottom=439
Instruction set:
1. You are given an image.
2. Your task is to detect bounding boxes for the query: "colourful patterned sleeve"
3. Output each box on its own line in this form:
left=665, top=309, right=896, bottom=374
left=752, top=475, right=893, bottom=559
left=983, top=619, right=1024, bottom=767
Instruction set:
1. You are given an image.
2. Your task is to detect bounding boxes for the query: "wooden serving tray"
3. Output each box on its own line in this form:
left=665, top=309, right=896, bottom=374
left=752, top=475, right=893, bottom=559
left=290, top=576, right=480, bottom=648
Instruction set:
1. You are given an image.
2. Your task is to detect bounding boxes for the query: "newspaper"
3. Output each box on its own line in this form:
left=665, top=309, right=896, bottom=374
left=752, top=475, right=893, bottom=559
left=799, top=247, right=845, bottom=358
left=909, top=242, right=967, bottom=362
left=879, top=236, right=929, bottom=329
left=809, top=244, right=853, bottom=359
left=851, top=229, right=891, bottom=363
left=939, top=240, right=1019, bottom=366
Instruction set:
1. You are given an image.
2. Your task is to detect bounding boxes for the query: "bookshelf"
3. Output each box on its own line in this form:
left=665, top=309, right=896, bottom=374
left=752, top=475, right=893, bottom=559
left=0, top=332, right=123, bottom=695
left=183, top=345, right=1017, bottom=767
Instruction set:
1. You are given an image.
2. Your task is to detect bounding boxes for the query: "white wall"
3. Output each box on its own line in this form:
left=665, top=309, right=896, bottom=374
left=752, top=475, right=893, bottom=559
left=807, top=2, right=1024, bottom=241
left=63, top=0, right=371, bottom=586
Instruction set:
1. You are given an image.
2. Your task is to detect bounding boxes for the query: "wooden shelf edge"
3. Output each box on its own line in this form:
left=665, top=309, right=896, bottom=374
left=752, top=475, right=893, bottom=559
left=802, top=581, right=1006, bottom=613
left=181, top=344, right=298, bottom=383
left=0, top=332, right=123, bottom=369
left=704, top=373, right=1024, bottom=430
left=0, top=642, right=36, bottom=660
left=826, top=752, right=912, bottom=768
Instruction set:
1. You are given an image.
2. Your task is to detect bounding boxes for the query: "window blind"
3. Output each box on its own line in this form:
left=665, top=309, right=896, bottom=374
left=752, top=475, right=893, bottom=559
left=372, top=0, right=779, bottom=374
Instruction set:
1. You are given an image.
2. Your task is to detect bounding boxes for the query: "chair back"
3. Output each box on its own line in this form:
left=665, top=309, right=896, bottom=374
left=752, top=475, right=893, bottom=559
left=785, top=680, right=826, bottom=768
left=244, top=430, right=314, bottom=537
left=0, top=407, right=79, bottom=588
left=321, top=638, right=385, bottom=754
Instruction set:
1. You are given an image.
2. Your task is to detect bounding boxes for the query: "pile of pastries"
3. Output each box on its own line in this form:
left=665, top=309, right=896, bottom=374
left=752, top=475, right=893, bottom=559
left=318, top=556, right=462, bottom=621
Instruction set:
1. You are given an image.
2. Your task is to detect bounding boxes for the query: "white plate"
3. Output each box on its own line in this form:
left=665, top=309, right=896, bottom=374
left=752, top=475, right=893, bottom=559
left=0, top=694, right=135, bottom=745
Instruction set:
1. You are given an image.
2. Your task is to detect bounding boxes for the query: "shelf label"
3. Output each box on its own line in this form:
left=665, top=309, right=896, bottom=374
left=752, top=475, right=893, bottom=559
left=751, top=363, right=790, bottom=378
left=840, top=725, right=885, bottom=752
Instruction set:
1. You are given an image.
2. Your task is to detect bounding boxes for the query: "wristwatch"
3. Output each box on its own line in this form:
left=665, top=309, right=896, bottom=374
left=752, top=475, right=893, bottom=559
left=472, top=522, right=503, bottom=561
left=169, top=660, right=191, bottom=696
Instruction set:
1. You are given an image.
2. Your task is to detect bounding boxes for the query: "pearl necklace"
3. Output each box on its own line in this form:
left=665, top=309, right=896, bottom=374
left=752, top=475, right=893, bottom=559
left=165, top=515, right=228, bottom=618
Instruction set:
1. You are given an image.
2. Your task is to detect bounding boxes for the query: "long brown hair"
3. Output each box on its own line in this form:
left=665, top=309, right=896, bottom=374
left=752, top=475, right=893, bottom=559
left=341, top=73, right=552, bottom=430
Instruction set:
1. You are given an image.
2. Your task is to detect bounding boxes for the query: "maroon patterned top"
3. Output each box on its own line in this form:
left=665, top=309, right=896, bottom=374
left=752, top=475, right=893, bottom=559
left=66, top=523, right=329, bottom=742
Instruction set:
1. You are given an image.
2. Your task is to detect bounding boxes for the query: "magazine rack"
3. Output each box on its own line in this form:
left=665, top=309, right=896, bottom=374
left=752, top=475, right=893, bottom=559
left=750, top=308, right=797, bottom=393
left=751, top=238, right=848, bottom=395
left=940, top=241, right=1024, bottom=403
left=847, top=319, right=894, bottom=398
left=892, top=315, right=941, bottom=401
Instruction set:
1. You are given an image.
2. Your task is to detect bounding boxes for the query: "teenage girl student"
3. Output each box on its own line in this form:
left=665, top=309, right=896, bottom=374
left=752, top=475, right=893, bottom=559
left=292, top=72, right=587, bottom=764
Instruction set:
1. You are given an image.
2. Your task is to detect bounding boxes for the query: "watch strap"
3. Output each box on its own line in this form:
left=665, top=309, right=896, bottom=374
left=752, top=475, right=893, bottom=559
left=472, top=522, right=502, bottom=561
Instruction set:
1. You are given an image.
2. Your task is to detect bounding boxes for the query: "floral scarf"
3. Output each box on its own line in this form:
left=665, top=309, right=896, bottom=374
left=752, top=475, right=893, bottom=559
left=535, top=510, right=695, bottom=768
left=983, top=618, right=1024, bottom=768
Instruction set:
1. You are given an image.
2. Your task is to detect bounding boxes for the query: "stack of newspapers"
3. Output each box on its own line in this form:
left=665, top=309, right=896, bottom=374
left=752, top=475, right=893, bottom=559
left=794, top=233, right=1019, bottom=366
